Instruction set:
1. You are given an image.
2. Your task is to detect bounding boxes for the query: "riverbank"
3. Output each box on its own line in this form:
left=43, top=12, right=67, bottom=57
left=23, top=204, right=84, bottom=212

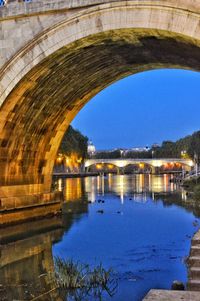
left=182, top=176, right=200, bottom=201
left=187, top=227, right=200, bottom=291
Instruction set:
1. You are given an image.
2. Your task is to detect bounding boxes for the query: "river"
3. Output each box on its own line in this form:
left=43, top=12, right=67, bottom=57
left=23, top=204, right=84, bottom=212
left=1, top=174, right=200, bottom=301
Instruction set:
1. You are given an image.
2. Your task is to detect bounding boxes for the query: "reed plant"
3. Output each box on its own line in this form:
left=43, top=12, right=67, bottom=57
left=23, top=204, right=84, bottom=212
left=54, top=257, right=118, bottom=300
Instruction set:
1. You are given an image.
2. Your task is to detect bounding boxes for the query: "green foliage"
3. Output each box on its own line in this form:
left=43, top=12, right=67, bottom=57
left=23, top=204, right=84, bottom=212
left=54, top=257, right=118, bottom=301
left=94, top=150, right=121, bottom=159
left=194, top=184, right=200, bottom=201
left=188, top=131, right=200, bottom=163
left=125, top=150, right=152, bottom=159
left=183, top=176, right=200, bottom=191
left=59, top=126, right=200, bottom=161
left=153, top=131, right=200, bottom=159
left=93, top=130, right=200, bottom=159
left=54, top=257, right=87, bottom=289
left=59, top=125, right=88, bottom=159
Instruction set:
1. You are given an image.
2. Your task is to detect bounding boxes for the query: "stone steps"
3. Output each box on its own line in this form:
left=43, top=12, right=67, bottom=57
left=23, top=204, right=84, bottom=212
left=189, top=267, right=200, bottom=278
left=143, top=289, right=200, bottom=300
left=191, top=230, right=200, bottom=246
left=190, top=246, right=200, bottom=257
left=188, top=256, right=200, bottom=267
left=192, top=239, right=200, bottom=246
left=187, top=279, right=200, bottom=291
left=187, top=229, right=200, bottom=292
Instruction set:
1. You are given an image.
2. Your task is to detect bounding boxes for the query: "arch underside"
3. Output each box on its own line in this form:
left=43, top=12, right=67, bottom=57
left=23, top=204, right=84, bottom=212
left=1, top=27, right=200, bottom=194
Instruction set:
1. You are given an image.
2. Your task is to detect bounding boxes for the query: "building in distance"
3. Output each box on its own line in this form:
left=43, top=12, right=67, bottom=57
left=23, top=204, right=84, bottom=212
left=87, top=141, right=96, bottom=156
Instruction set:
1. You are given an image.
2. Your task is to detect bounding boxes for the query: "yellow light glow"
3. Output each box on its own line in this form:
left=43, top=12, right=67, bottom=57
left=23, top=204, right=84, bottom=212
left=96, top=164, right=102, bottom=169
left=188, top=161, right=194, bottom=167
left=57, top=157, right=62, bottom=163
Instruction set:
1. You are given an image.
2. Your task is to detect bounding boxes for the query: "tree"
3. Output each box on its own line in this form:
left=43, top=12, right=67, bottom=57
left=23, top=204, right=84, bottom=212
left=188, top=131, right=200, bottom=163
left=59, top=125, right=88, bottom=160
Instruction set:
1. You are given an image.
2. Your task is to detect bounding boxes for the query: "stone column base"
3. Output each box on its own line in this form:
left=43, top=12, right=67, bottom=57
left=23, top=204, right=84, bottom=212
left=0, top=191, right=63, bottom=226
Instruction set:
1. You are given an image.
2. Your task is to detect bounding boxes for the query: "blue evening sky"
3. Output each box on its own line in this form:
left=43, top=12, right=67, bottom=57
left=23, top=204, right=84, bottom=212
left=72, top=69, right=200, bottom=150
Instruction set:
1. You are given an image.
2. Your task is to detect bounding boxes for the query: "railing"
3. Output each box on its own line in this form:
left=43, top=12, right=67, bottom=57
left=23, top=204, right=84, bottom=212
left=184, top=168, right=200, bottom=180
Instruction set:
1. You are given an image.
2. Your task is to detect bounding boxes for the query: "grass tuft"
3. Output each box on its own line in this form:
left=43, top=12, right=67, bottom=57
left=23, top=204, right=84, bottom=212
left=54, top=257, right=118, bottom=300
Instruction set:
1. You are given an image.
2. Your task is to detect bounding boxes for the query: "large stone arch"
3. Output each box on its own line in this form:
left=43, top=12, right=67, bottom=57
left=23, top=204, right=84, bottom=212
left=1, top=0, right=200, bottom=222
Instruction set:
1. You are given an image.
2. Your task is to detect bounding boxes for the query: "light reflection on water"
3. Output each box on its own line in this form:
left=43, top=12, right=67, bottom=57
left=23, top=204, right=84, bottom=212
left=53, top=174, right=200, bottom=301
left=1, top=174, right=200, bottom=301
left=62, top=174, right=180, bottom=203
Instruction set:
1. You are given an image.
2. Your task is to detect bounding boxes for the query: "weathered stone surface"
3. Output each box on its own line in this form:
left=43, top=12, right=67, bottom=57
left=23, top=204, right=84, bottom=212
left=187, top=228, right=200, bottom=291
left=1, top=0, right=200, bottom=222
left=143, top=289, right=200, bottom=300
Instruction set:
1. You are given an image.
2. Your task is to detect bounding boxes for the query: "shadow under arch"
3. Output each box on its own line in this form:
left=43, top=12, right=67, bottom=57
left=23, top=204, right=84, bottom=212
left=1, top=1, right=200, bottom=223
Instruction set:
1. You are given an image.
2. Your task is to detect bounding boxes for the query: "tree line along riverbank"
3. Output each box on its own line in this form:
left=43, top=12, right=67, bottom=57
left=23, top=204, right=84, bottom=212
left=183, top=177, right=200, bottom=201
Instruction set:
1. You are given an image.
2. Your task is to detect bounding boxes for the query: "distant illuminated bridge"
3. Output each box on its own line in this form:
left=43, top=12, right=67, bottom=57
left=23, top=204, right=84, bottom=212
left=85, top=158, right=194, bottom=173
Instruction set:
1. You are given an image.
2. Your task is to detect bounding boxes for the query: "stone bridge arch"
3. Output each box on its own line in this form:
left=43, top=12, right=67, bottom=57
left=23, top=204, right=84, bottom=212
left=0, top=0, right=200, bottom=223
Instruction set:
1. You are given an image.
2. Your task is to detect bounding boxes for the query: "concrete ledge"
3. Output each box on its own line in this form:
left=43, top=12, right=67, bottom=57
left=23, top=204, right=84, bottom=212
left=143, top=289, right=200, bottom=300
left=0, top=200, right=62, bottom=226
left=0, top=190, right=63, bottom=211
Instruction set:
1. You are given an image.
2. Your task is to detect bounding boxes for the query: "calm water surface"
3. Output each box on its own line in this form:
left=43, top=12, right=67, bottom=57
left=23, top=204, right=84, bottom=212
left=53, top=174, right=200, bottom=300
left=1, top=174, right=200, bottom=301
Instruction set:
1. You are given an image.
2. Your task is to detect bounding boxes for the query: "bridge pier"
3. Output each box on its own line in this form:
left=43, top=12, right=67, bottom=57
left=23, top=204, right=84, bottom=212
left=0, top=184, right=63, bottom=226
left=117, top=167, right=124, bottom=175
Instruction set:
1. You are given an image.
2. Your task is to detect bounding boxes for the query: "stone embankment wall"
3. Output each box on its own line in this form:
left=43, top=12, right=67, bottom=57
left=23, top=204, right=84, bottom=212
left=187, top=228, right=200, bottom=291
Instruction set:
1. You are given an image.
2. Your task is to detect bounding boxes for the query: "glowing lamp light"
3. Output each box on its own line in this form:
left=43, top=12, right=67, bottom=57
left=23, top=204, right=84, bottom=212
left=57, top=156, right=62, bottom=163
left=188, top=161, right=194, bottom=167
left=152, top=161, right=162, bottom=167
left=96, top=164, right=102, bottom=169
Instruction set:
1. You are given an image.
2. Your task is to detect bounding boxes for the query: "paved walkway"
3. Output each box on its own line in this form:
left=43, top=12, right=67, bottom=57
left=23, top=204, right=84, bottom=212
left=143, top=289, right=200, bottom=300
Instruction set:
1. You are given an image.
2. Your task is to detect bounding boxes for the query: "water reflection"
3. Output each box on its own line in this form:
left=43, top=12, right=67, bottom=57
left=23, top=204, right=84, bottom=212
left=57, top=173, right=200, bottom=218
left=60, top=174, right=180, bottom=203
left=1, top=174, right=200, bottom=301
left=52, top=174, right=200, bottom=301
left=0, top=217, right=64, bottom=301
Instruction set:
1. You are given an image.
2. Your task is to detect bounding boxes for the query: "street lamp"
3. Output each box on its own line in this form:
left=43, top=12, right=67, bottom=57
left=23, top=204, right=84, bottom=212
left=181, top=150, right=187, bottom=158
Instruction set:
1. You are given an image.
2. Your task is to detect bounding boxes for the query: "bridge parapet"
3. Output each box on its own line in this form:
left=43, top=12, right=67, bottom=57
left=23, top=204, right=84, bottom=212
left=85, top=158, right=194, bottom=169
left=1, top=0, right=200, bottom=18
left=0, top=0, right=122, bottom=12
